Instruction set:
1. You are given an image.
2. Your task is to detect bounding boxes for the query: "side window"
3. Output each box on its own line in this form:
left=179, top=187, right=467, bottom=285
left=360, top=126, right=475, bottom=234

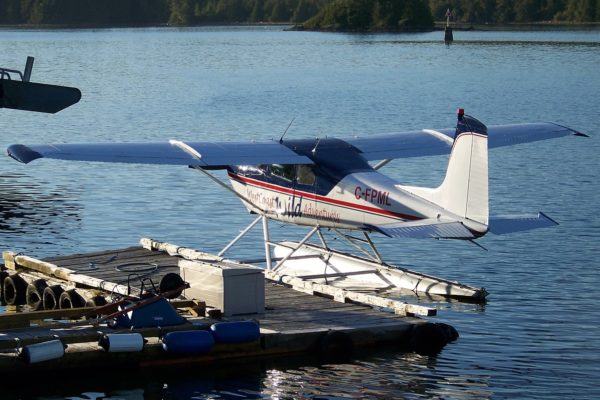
left=296, top=164, right=315, bottom=186
left=271, top=164, right=295, bottom=181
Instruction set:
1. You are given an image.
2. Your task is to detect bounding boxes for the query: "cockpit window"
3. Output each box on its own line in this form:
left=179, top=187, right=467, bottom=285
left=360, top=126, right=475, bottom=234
left=296, top=164, right=315, bottom=185
left=271, top=164, right=295, bottom=181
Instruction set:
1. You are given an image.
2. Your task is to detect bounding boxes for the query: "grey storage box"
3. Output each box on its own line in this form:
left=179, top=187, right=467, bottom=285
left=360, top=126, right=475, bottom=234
left=179, top=259, right=265, bottom=316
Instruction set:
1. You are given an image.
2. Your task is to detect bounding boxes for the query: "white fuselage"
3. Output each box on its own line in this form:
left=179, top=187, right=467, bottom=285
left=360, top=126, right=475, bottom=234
left=228, top=169, right=484, bottom=234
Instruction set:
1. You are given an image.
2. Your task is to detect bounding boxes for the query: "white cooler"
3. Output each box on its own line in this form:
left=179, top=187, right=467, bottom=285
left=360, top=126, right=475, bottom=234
left=179, top=259, right=265, bottom=316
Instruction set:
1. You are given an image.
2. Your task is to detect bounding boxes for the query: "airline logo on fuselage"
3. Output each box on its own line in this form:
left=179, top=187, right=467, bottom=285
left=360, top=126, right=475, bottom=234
left=245, top=187, right=341, bottom=223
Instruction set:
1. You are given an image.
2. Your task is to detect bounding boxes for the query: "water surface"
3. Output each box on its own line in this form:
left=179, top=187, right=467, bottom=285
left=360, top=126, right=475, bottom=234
left=1, top=27, right=599, bottom=399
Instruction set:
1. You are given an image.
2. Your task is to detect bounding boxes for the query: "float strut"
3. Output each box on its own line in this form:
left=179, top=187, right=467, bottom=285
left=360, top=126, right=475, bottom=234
left=273, top=226, right=319, bottom=272
left=218, top=215, right=263, bottom=258
left=263, top=216, right=272, bottom=270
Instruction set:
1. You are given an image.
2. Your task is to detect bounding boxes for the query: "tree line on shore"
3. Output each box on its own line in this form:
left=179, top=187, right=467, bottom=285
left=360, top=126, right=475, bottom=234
left=430, top=0, right=600, bottom=24
left=0, top=0, right=598, bottom=28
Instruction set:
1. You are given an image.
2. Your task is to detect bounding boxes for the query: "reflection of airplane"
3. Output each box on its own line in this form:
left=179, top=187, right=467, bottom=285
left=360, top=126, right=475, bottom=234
left=6, top=110, right=587, bottom=298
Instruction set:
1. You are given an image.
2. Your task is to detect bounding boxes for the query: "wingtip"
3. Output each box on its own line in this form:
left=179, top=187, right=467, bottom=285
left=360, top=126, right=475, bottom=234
left=551, top=122, right=590, bottom=138
left=6, top=144, right=43, bottom=164
left=538, top=211, right=559, bottom=226
left=573, top=131, right=590, bottom=138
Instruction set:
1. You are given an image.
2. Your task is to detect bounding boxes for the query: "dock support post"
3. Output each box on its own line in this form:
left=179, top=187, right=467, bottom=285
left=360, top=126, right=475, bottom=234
left=23, top=56, right=34, bottom=82
left=263, top=216, right=272, bottom=270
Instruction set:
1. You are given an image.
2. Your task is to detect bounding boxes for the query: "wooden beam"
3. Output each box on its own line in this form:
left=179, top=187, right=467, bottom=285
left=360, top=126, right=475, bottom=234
left=12, top=254, right=140, bottom=297
left=265, top=270, right=436, bottom=317
left=0, top=307, right=96, bottom=329
left=140, top=237, right=223, bottom=261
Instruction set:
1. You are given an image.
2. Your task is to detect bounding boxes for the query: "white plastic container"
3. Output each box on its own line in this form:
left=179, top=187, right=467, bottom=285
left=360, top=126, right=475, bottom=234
left=98, top=333, right=145, bottom=353
left=179, top=259, right=264, bottom=316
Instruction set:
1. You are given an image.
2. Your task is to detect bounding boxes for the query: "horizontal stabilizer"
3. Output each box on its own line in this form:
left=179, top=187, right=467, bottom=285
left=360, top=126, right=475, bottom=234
left=369, top=219, right=475, bottom=239
left=488, top=212, right=558, bottom=235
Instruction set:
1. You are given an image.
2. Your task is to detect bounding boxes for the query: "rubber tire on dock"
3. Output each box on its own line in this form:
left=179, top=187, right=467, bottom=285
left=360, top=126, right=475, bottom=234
left=43, top=285, right=65, bottom=310
left=159, top=273, right=185, bottom=299
left=85, top=294, right=108, bottom=318
left=59, top=289, right=86, bottom=309
left=3, top=274, right=28, bottom=305
left=85, top=294, right=107, bottom=308
left=0, top=270, right=9, bottom=304
left=26, top=278, right=49, bottom=310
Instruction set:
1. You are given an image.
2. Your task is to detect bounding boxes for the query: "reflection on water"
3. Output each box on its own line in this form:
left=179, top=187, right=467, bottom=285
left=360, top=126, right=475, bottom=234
left=0, top=173, right=82, bottom=249
left=386, top=40, right=600, bottom=47
left=2, top=350, right=494, bottom=400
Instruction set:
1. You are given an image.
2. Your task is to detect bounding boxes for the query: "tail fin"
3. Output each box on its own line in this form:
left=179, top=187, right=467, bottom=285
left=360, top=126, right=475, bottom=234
left=440, top=111, right=489, bottom=225
left=399, top=110, right=489, bottom=226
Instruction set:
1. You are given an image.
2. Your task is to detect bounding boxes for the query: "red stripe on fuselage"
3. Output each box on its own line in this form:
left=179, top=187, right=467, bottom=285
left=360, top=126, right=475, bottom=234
left=228, top=171, right=420, bottom=221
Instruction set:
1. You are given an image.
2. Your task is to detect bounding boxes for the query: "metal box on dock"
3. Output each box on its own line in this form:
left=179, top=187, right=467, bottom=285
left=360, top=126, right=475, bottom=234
left=179, top=259, right=265, bottom=316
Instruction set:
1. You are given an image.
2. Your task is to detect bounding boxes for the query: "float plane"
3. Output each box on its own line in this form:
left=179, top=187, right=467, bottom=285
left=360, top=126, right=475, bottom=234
left=6, top=109, right=587, bottom=300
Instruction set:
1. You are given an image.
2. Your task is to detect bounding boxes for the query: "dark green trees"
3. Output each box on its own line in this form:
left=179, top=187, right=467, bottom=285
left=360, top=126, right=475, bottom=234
left=0, top=0, right=597, bottom=27
left=428, top=0, right=600, bottom=24
left=304, top=0, right=434, bottom=31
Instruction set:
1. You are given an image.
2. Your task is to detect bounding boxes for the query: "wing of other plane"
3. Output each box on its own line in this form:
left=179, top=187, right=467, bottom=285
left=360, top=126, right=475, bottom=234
left=347, top=122, right=587, bottom=161
left=7, top=122, right=586, bottom=166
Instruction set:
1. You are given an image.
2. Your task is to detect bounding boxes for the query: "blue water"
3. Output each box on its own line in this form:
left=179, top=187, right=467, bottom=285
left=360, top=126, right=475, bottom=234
left=1, top=27, right=599, bottom=399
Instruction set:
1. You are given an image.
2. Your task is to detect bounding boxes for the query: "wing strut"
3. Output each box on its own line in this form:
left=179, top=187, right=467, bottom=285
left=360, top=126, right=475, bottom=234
left=169, top=139, right=266, bottom=214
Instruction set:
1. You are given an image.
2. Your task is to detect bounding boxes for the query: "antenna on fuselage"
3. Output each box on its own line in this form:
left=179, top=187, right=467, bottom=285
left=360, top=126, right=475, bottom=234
left=311, top=137, right=321, bottom=155
left=279, top=117, right=295, bottom=144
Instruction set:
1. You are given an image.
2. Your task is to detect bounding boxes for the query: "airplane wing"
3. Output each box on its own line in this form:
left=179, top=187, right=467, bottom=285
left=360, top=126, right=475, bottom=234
left=346, top=122, right=587, bottom=161
left=6, top=141, right=313, bottom=167
left=6, top=122, right=586, bottom=166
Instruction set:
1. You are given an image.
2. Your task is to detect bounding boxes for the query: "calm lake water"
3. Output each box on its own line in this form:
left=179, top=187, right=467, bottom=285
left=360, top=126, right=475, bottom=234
left=1, top=26, right=599, bottom=399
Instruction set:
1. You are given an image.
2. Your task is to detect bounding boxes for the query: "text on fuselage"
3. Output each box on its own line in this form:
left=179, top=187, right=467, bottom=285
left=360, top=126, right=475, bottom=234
left=354, top=186, right=392, bottom=206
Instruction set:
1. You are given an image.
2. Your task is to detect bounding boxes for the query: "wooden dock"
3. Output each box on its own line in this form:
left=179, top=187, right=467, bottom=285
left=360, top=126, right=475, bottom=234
left=0, top=240, right=458, bottom=375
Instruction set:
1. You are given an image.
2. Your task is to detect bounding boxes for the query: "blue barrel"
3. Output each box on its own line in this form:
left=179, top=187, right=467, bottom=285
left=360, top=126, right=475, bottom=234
left=210, top=320, right=260, bottom=344
left=162, top=330, right=215, bottom=353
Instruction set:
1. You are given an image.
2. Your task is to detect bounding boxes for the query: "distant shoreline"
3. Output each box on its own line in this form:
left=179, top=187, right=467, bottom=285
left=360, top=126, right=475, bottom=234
left=434, top=21, right=600, bottom=31
left=1, top=21, right=599, bottom=32
left=0, top=22, right=293, bottom=30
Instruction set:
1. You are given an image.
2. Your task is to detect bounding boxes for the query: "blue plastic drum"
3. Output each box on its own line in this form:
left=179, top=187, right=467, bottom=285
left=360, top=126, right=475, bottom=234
left=210, top=320, right=260, bottom=344
left=162, top=330, right=215, bottom=353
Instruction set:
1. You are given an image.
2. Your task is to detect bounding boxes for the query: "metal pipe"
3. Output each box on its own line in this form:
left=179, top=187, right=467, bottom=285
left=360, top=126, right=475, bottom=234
left=169, top=140, right=266, bottom=214
left=262, top=216, right=272, bottom=270
left=218, top=215, right=262, bottom=257
left=273, top=226, right=319, bottom=271
left=363, top=231, right=384, bottom=264
left=373, top=159, right=392, bottom=170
